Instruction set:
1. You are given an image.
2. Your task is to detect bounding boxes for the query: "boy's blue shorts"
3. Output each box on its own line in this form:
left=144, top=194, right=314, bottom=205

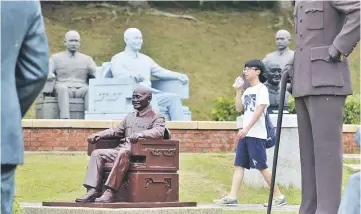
left=234, top=137, right=268, bottom=170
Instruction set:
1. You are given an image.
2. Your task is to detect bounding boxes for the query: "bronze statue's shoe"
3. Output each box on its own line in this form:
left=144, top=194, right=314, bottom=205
left=94, top=189, right=116, bottom=203
left=75, top=188, right=102, bottom=202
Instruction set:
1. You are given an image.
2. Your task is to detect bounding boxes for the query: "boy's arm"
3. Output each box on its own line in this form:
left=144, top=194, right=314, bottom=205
left=235, top=88, right=245, bottom=112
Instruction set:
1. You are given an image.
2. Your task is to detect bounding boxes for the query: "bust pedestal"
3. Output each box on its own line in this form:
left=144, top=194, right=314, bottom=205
left=236, top=114, right=301, bottom=188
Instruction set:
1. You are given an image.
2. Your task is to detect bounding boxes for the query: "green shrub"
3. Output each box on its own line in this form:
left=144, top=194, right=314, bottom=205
left=211, top=96, right=239, bottom=121
left=344, top=94, right=360, bottom=124
left=288, top=96, right=296, bottom=114
left=212, top=94, right=360, bottom=124
left=13, top=196, right=22, bottom=214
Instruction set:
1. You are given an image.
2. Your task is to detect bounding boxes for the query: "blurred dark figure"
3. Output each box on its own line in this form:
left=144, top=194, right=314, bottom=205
left=1, top=1, right=49, bottom=213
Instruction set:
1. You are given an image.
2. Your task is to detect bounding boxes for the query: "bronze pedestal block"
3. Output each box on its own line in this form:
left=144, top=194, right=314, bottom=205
left=116, top=172, right=179, bottom=203
left=129, top=139, right=179, bottom=172
left=44, top=135, right=196, bottom=208
left=98, top=139, right=180, bottom=203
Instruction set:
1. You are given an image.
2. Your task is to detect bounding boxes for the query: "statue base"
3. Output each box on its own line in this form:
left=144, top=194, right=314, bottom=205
left=42, top=201, right=197, bottom=208
left=23, top=203, right=221, bottom=214
left=36, top=97, right=85, bottom=119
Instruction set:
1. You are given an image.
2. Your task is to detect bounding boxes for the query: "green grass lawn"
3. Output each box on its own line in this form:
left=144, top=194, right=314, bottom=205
left=15, top=153, right=354, bottom=206
left=343, top=159, right=360, bottom=165
left=24, top=4, right=360, bottom=120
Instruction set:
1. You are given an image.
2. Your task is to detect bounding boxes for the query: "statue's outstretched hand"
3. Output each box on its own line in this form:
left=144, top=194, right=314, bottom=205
left=135, top=74, right=144, bottom=82
left=87, top=134, right=101, bottom=144
left=128, top=133, right=144, bottom=144
left=132, top=74, right=144, bottom=83
left=178, top=74, right=188, bottom=84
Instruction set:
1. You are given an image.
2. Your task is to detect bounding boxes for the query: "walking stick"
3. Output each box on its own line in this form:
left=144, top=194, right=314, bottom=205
left=266, top=70, right=290, bottom=214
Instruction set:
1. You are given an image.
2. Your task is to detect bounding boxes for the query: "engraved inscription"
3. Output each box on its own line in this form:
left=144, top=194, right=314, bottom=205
left=150, top=148, right=176, bottom=157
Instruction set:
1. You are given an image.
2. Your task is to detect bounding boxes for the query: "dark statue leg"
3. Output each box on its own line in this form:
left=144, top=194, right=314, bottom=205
left=296, top=95, right=345, bottom=214
left=76, top=149, right=118, bottom=202
left=295, top=97, right=317, bottom=214
left=308, top=95, right=345, bottom=214
left=95, top=149, right=131, bottom=203
left=105, top=149, right=131, bottom=190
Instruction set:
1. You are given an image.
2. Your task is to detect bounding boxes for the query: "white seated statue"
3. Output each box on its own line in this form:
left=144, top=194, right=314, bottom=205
left=85, top=28, right=191, bottom=121
left=105, top=28, right=189, bottom=121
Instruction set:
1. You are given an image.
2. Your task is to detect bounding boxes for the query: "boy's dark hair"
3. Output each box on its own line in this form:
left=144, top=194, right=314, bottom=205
left=244, top=59, right=267, bottom=83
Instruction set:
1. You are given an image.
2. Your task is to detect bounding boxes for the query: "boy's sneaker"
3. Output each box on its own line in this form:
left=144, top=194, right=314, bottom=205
left=263, top=195, right=287, bottom=207
left=213, top=195, right=238, bottom=205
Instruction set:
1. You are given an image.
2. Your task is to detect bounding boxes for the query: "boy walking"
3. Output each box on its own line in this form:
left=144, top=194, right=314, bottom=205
left=213, top=59, right=286, bottom=206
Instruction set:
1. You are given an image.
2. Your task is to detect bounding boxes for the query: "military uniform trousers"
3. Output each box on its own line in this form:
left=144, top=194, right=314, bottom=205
left=83, top=148, right=130, bottom=191
left=295, top=95, right=346, bottom=214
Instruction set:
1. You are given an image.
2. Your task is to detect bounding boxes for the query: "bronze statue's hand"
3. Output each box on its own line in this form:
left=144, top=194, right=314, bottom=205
left=87, top=134, right=101, bottom=144
left=286, top=83, right=292, bottom=94
left=282, top=65, right=293, bottom=84
left=328, top=45, right=342, bottom=62
left=128, top=133, right=144, bottom=144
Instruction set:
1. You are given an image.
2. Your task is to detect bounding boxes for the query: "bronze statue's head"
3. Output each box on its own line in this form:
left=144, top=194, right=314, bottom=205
left=132, top=85, right=152, bottom=111
left=64, top=30, right=80, bottom=53
left=265, top=62, right=282, bottom=86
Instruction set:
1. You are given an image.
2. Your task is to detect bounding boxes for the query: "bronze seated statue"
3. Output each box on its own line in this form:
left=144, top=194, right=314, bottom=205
left=75, top=85, right=179, bottom=203
left=85, top=132, right=179, bottom=203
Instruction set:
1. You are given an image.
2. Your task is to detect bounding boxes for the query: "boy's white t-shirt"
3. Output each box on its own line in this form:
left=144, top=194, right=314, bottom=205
left=241, top=83, right=269, bottom=139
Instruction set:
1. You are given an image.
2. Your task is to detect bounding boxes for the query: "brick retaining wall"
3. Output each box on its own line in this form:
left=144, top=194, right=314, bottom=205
left=22, top=120, right=360, bottom=153
left=343, top=132, right=359, bottom=153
